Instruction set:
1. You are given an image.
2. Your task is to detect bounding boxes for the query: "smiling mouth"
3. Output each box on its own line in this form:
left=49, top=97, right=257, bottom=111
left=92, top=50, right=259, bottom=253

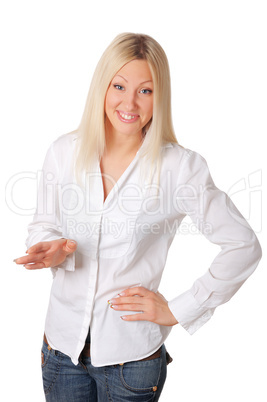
left=117, top=110, right=139, bottom=122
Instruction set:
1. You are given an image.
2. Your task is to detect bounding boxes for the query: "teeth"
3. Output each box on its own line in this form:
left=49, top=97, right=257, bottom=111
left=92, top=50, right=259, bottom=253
left=119, top=112, right=137, bottom=120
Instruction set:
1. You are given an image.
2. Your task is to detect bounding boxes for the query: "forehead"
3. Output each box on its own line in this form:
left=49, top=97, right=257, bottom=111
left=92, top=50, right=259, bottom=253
left=114, top=59, right=153, bottom=83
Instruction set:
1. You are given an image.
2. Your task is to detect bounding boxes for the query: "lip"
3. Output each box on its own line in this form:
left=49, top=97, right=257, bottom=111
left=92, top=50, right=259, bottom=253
left=116, top=110, right=140, bottom=123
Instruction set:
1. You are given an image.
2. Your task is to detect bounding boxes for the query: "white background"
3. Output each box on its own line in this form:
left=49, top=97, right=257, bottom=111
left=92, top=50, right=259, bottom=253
left=1, top=1, right=266, bottom=401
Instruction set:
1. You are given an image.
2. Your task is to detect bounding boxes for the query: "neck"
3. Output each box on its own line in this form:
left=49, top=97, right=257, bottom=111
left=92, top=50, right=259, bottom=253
left=104, top=124, right=144, bottom=157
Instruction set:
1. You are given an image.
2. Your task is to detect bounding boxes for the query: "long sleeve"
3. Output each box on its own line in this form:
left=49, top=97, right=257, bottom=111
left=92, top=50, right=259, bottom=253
left=25, top=141, right=75, bottom=272
left=168, top=149, right=262, bottom=334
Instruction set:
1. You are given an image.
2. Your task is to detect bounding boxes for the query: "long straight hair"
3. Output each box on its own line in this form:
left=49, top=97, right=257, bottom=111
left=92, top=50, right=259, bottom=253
left=74, top=33, right=179, bottom=186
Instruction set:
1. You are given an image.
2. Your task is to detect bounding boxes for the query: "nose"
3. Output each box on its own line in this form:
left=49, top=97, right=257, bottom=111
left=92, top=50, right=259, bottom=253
left=124, top=90, right=137, bottom=111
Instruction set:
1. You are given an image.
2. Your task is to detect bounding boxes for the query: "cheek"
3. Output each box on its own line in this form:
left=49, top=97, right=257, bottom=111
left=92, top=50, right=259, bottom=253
left=145, top=99, right=153, bottom=120
left=105, top=90, right=120, bottom=112
left=105, top=90, right=114, bottom=115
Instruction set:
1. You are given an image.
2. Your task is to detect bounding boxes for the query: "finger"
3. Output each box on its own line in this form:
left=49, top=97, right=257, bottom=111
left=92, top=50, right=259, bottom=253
left=62, top=239, right=77, bottom=254
left=120, top=313, right=147, bottom=322
left=24, top=261, right=46, bottom=270
left=13, top=256, right=27, bottom=264
left=14, top=252, right=46, bottom=265
left=118, top=286, right=149, bottom=297
left=109, top=296, right=146, bottom=305
left=110, top=303, right=144, bottom=311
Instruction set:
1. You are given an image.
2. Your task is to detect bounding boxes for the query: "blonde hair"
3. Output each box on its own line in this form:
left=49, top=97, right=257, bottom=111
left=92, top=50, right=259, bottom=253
left=75, top=32, right=179, bottom=185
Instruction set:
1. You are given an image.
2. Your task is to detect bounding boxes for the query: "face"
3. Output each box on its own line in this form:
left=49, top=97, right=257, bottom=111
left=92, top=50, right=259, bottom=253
left=104, top=59, right=154, bottom=140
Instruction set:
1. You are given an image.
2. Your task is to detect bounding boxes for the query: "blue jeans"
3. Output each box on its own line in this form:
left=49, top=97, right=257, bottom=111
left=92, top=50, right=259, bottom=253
left=41, top=338, right=167, bottom=401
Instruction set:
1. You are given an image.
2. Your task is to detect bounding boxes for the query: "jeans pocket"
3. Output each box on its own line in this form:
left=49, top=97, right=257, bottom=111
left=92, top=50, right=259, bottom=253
left=41, top=341, right=51, bottom=369
left=41, top=342, right=63, bottom=395
left=119, top=356, right=162, bottom=394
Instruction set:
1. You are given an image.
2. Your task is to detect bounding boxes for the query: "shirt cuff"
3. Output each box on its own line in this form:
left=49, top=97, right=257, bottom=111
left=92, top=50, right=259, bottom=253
left=168, top=290, right=215, bottom=335
left=50, top=251, right=76, bottom=278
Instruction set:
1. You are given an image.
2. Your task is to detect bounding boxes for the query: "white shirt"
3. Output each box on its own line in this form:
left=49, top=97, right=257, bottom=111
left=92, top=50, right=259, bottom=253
left=26, top=132, right=261, bottom=366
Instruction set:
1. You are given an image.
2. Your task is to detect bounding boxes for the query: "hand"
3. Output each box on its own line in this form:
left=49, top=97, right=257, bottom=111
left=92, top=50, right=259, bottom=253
left=13, top=239, right=77, bottom=270
left=108, top=286, right=179, bottom=327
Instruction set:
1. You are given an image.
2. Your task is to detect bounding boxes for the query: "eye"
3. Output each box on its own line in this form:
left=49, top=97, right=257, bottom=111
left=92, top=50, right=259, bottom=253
left=113, top=84, right=124, bottom=90
left=140, top=89, right=153, bottom=94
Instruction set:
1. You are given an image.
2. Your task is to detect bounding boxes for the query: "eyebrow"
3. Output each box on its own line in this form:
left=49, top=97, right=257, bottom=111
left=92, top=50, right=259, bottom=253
left=114, top=75, right=153, bottom=85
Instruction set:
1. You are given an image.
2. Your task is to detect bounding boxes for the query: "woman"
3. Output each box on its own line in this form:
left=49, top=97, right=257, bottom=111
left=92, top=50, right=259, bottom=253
left=14, top=33, right=262, bottom=401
